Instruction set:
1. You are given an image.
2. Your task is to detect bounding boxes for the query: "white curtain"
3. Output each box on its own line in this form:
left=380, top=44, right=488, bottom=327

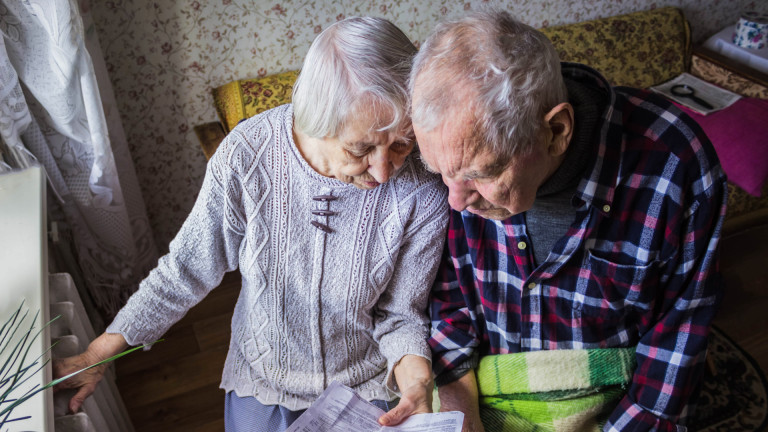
left=0, top=0, right=157, bottom=326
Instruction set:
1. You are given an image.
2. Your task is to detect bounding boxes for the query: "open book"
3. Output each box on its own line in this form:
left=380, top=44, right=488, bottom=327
left=286, top=381, right=463, bottom=432
left=650, top=73, right=741, bottom=115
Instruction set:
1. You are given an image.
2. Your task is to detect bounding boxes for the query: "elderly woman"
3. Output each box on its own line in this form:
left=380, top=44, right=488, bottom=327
left=53, top=17, right=448, bottom=431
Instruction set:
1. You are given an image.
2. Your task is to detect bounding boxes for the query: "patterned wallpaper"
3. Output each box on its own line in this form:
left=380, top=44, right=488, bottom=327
left=87, top=0, right=761, bottom=250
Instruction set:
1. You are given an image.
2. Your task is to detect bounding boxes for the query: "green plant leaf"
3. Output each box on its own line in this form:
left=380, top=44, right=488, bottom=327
left=0, top=309, right=58, bottom=409
left=0, top=340, right=160, bottom=421
left=0, top=301, right=161, bottom=427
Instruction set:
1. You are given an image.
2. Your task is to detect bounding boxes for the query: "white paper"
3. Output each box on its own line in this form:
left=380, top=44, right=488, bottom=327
left=286, top=381, right=463, bottom=432
left=650, top=72, right=741, bottom=115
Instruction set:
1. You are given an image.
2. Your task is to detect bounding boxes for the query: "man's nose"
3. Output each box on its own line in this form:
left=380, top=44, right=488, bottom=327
left=368, top=148, right=395, bottom=183
left=445, top=178, right=474, bottom=211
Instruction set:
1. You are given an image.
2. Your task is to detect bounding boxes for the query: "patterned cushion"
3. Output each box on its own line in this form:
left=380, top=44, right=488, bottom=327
left=541, top=7, right=690, bottom=88
left=212, top=70, right=299, bottom=133
left=726, top=182, right=768, bottom=223
left=690, top=54, right=768, bottom=99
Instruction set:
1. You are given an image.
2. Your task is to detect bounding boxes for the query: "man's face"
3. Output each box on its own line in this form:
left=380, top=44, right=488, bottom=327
left=414, top=108, right=555, bottom=220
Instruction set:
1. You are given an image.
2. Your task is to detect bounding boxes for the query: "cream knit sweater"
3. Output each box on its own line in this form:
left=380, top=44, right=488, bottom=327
left=107, top=105, right=449, bottom=409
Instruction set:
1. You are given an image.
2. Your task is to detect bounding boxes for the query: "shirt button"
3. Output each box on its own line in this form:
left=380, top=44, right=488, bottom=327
left=602, top=204, right=611, bottom=213
left=517, top=241, right=527, bottom=250
left=527, top=282, right=536, bottom=290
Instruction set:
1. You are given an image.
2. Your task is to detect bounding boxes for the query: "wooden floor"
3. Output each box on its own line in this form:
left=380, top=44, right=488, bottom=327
left=114, top=224, right=768, bottom=432
left=115, top=271, right=240, bottom=432
left=711, top=222, right=768, bottom=375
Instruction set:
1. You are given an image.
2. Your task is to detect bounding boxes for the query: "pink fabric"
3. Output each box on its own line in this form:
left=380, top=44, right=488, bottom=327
left=675, top=98, right=768, bottom=197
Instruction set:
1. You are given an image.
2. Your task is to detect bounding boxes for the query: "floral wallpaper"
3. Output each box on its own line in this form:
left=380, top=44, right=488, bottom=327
left=87, top=0, right=762, bottom=250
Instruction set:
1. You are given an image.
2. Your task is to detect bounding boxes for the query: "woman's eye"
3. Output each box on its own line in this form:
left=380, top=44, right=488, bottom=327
left=347, top=148, right=370, bottom=158
left=391, top=142, right=413, bottom=153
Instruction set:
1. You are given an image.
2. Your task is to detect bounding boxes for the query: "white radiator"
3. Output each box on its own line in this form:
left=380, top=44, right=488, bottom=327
left=0, top=166, right=134, bottom=432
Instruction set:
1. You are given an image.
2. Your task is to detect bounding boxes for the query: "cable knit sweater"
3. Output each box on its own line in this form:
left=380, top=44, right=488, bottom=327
left=107, top=104, right=449, bottom=409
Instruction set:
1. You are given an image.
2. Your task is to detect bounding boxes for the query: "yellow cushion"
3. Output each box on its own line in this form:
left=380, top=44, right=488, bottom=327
left=211, top=8, right=690, bottom=132
left=212, top=70, right=299, bottom=133
left=541, top=7, right=690, bottom=88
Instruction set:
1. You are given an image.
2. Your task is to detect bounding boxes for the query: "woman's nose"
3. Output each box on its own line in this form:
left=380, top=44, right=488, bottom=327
left=368, top=149, right=395, bottom=183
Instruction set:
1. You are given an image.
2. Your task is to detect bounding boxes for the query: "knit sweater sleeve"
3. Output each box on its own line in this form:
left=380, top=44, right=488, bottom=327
left=373, top=169, right=449, bottom=391
left=107, top=133, right=246, bottom=346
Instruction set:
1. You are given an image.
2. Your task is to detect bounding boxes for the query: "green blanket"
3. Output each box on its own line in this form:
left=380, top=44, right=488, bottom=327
left=476, top=348, right=636, bottom=432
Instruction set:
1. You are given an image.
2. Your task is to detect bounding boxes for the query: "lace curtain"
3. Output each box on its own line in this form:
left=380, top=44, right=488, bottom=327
left=0, top=0, right=157, bottom=326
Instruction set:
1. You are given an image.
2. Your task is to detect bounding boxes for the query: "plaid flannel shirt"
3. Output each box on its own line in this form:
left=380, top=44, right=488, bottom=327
left=429, top=64, right=728, bottom=432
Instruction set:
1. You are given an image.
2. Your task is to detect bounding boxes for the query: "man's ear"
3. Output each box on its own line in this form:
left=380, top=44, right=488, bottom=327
left=543, top=102, right=574, bottom=157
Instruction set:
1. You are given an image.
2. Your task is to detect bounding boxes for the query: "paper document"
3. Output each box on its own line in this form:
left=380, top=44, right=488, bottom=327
left=286, top=381, right=464, bottom=432
left=650, top=72, right=741, bottom=115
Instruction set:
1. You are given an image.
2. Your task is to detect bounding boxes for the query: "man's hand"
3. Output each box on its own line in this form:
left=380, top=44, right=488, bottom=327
left=52, top=332, right=129, bottom=413
left=438, top=370, right=485, bottom=432
left=378, top=354, right=433, bottom=426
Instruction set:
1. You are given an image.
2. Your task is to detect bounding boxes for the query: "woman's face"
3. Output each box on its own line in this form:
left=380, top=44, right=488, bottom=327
left=319, top=111, right=415, bottom=190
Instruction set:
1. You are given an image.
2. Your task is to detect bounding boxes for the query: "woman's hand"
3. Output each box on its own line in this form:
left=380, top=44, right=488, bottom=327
left=52, top=352, right=107, bottom=413
left=378, top=354, right=433, bottom=426
left=52, top=332, right=129, bottom=413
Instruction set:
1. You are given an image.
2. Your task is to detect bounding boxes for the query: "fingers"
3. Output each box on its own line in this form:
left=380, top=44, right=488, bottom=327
left=51, top=355, right=106, bottom=412
left=378, top=388, right=432, bottom=426
left=378, top=401, right=410, bottom=426
left=52, top=361, right=80, bottom=392
left=69, top=385, right=93, bottom=414
left=52, top=358, right=64, bottom=377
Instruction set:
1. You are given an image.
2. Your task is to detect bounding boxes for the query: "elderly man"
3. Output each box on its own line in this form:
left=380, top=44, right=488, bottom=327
left=411, top=10, right=727, bottom=432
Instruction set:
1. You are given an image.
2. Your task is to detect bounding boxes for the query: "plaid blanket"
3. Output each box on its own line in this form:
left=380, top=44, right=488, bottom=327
left=476, top=348, right=636, bottom=432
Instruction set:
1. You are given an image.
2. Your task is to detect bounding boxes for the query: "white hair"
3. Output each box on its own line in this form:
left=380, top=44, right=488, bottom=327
left=293, top=17, right=417, bottom=138
left=410, top=10, right=568, bottom=160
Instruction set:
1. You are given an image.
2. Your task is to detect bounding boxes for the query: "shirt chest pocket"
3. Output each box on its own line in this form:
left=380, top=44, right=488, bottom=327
left=572, top=250, right=663, bottom=319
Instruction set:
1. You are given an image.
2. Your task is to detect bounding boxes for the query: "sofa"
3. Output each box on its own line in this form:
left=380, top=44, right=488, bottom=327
left=193, top=6, right=768, bottom=237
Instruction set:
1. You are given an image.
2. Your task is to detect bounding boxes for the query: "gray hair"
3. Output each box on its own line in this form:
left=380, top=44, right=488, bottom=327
left=293, top=17, right=417, bottom=138
left=410, top=10, right=567, bottom=160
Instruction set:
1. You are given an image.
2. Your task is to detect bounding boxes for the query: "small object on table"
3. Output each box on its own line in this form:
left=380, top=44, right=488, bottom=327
left=670, top=84, right=715, bottom=110
left=650, top=72, right=741, bottom=115
left=733, top=11, right=768, bottom=50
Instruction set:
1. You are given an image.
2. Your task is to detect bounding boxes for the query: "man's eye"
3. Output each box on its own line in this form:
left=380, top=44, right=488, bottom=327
left=467, top=172, right=495, bottom=183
